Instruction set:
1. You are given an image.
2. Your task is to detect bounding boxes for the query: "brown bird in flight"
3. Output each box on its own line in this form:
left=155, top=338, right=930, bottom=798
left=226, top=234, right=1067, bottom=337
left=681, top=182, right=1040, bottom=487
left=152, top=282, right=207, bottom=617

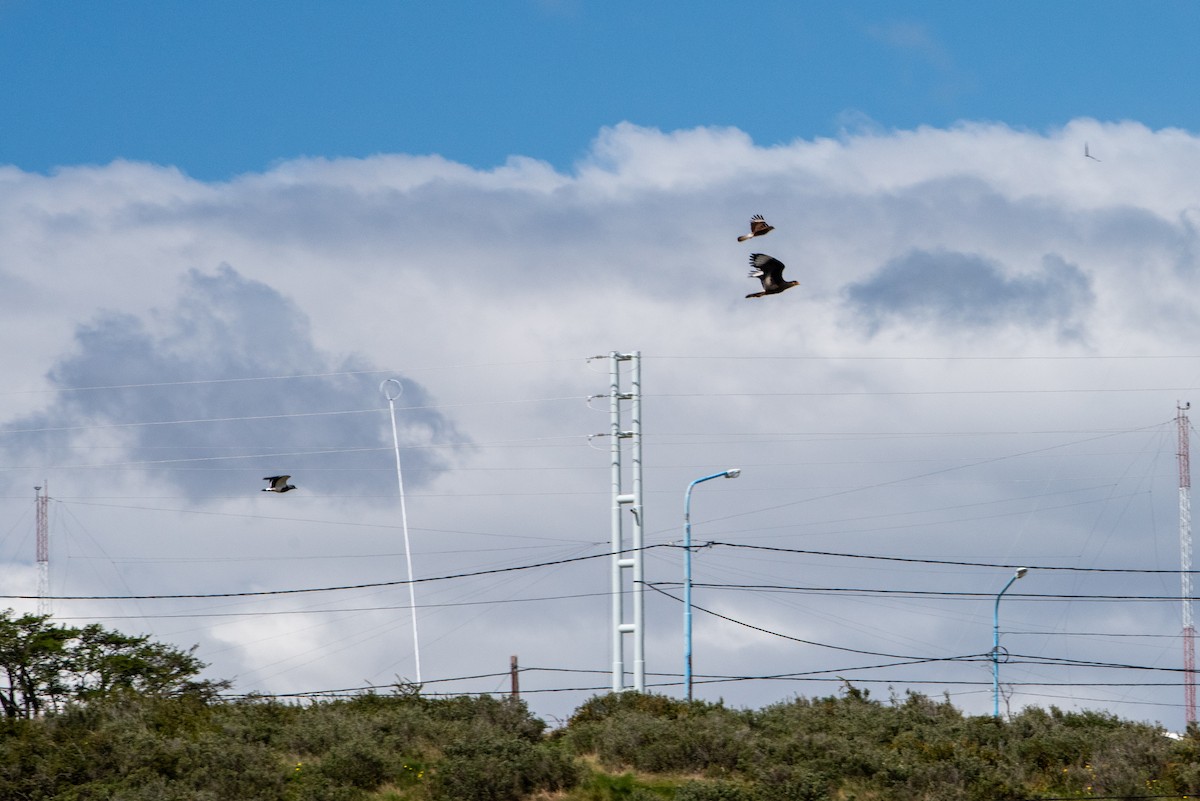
left=262, top=475, right=296, bottom=493
left=737, top=214, right=774, bottom=242
left=746, top=253, right=799, bottom=298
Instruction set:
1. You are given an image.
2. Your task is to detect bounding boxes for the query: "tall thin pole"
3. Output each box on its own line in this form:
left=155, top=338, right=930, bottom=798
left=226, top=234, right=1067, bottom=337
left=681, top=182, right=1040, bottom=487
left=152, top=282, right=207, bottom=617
left=35, top=484, right=49, bottom=617
left=382, top=380, right=421, bottom=685
left=608, top=353, right=625, bottom=691
left=629, top=353, right=645, bottom=691
left=1178, top=402, right=1196, bottom=725
left=992, top=567, right=1027, bottom=718
left=596, top=351, right=644, bottom=693
left=683, top=469, right=740, bottom=702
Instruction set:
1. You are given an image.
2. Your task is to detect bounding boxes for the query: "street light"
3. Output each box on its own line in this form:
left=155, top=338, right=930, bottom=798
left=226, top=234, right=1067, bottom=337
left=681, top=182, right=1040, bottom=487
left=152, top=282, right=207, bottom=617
left=683, top=468, right=740, bottom=701
left=992, top=567, right=1028, bottom=718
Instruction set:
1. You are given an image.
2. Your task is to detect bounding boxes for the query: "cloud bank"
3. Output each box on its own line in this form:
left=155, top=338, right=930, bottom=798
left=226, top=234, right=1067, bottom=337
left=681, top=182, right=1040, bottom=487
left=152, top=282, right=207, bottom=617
left=1, top=118, right=1199, bottom=730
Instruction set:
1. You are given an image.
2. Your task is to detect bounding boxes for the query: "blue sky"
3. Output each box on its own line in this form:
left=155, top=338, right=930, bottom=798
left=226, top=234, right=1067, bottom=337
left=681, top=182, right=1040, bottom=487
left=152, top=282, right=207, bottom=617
left=3, top=1, right=1199, bottom=179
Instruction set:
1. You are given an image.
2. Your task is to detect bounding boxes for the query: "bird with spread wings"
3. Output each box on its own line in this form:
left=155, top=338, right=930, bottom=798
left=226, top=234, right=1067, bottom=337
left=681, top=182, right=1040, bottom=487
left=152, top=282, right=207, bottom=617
left=745, top=253, right=799, bottom=298
left=262, top=475, right=296, bottom=493
left=737, top=214, right=774, bottom=242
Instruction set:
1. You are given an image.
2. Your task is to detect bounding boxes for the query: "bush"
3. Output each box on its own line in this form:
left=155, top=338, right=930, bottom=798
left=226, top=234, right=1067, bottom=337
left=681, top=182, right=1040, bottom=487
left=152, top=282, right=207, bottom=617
left=430, top=735, right=578, bottom=801
left=316, top=738, right=393, bottom=790
left=0, top=685, right=1192, bottom=801
left=674, top=779, right=757, bottom=801
left=577, top=770, right=673, bottom=800
left=565, top=693, right=749, bottom=774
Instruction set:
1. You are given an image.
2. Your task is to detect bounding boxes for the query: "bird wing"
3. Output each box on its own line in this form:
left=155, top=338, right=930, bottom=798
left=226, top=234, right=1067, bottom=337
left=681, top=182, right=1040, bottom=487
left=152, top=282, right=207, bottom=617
left=264, top=475, right=290, bottom=488
left=749, top=253, right=786, bottom=283
left=749, top=215, right=771, bottom=235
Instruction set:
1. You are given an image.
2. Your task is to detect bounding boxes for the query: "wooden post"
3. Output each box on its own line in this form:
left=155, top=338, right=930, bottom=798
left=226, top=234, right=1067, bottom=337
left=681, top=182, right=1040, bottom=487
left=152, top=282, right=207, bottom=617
left=510, top=655, right=519, bottom=700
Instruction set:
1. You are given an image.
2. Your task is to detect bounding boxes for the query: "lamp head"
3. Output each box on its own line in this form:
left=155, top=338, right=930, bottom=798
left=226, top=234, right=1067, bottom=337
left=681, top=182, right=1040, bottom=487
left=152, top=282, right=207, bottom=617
left=1015, top=567, right=1028, bottom=580
left=724, top=468, right=741, bottom=479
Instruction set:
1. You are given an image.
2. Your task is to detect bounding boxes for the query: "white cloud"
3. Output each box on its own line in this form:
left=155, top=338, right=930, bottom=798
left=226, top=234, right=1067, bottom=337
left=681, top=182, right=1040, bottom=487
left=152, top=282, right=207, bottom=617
left=1, top=119, right=1199, bottom=730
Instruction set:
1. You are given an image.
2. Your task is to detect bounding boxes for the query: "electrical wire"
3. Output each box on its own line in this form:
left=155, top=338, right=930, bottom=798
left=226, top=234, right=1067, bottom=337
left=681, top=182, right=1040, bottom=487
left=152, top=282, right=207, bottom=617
left=0, top=545, right=665, bottom=600
left=658, top=581, right=1200, bottom=603
left=705, top=541, right=1200, bottom=574
left=642, top=581, right=988, bottom=663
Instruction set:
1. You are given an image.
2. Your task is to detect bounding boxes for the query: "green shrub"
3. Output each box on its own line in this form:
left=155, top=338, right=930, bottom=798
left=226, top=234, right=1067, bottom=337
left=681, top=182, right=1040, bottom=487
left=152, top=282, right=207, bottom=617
left=0, top=685, right=1193, bottom=801
left=570, top=692, right=701, bottom=726
left=577, top=770, right=673, bottom=800
left=316, top=738, right=393, bottom=789
left=565, top=693, right=749, bottom=774
left=430, top=734, right=578, bottom=801
left=674, top=779, right=757, bottom=801
left=753, top=765, right=830, bottom=801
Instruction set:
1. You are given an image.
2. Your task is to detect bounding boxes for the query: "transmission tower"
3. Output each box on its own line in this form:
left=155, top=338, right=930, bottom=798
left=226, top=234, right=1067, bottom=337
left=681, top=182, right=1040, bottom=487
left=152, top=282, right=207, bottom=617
left=591, top=351, right=645, bottom=693
left=35, top=484, right=50, bottom=617
left=1178, top=402, right=1196, bottom=726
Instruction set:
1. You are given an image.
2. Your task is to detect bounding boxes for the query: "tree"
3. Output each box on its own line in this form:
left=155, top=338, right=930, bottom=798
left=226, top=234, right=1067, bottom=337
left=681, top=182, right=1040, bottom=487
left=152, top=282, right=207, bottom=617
left=0, top=610, right=228, bottom=718
left=0, top=611, right=76, bottom=718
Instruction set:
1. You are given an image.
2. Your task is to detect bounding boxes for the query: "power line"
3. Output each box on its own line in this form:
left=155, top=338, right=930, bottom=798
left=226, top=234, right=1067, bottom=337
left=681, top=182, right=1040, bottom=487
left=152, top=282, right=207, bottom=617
left=1008, top=631, right=1186, bottom=639
left=706, top=541, right=1200, bottom=574
left=684, top=423, right=1169, bottom=530
left=13, top=536, right=1196, bottom=602
left=1, top=546, right=664, bottom=601
left=0, top=398, right=586, bottom=437
left=654, top=388, right=1200, bottom=398
left=0, top=369, right=400, bottom=396
left=649, top=583, right=1197, bottom=677
left=55, top=498, right=589, bottom=543
left=222, top=664, right=1200, bottom=703
left=0, top=407, right=381, bottom=436
left=651, top=355, right=1200, bottom=362
left=643, top=582, right=987, bottom=663
left=0, top=358, right=584, bottom=398
left=660, top=581, right=1200, bottom=603
left=49, top=590, right=617, bottom=621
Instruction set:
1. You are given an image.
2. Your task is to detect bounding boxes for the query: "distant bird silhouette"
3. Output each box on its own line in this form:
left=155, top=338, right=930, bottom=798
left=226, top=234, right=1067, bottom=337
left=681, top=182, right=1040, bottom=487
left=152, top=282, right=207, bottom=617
left=262, top=475, right=296, bottom=493
left=1084, top=143, right=1101, bottom=162
left=745, top=253, right=799, bottom=298
left=737, top=214, right=774, bottom=242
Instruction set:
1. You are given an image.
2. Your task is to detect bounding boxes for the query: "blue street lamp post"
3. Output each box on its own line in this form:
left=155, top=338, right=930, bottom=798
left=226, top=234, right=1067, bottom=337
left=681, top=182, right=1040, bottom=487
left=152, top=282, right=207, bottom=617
left=684, top=469, right=741, bottom=701
left=992, top=567, right=1028, bottom=718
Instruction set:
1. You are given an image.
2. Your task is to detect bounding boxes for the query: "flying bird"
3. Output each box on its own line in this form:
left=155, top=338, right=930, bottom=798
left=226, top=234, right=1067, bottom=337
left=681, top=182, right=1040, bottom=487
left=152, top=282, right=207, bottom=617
left=737, top=214, right=774, bottom=242
left=1084, top=143, right=1101, bottom=162
left=262, top=475, right=296, bottom=493
left=745, top=253, right=799, bottom=298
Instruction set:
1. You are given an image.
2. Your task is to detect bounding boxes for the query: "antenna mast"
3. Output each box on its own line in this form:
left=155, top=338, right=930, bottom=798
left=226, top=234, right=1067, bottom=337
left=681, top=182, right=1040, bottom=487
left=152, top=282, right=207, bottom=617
left=36, top=484, right=50, bottom=617
left=1178, top=402, right=1196, bottom=726
left=594, top=351, right=645, bottom=693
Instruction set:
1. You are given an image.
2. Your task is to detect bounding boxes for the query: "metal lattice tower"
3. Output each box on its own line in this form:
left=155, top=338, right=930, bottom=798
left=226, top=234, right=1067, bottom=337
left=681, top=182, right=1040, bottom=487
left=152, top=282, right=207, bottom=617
left=36, top=484, right=50, bottom=617
left=1178, top=402, right=1196, bottom=726
left=593, top=351, right=645, bottom=693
